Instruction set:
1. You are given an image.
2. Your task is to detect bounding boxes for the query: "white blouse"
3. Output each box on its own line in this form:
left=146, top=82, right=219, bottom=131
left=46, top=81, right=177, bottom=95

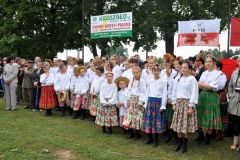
left=40, top=73, right=55, bottom=86
left=127, top=78, right=147, bottom=105
left=112, top=65, right=122, bottom=80
left=90, top=75, right=105, bottom=95
left=50, top=66, right=59, bottom=76
left=142, top=69, right=154, bottom=87
left=199, top=70, right=221, bottom=90
left=172, top=75, right=199, bottom=107
left=161, top=69, right=177, bottom=100
left=145, top=78, right=168, bottom=109
left=69, top=75, right=78, bottom=91
left=117, top=88, right=128, bottom=107
left=122, top=68, right=133, bottom=80
left=217, top=71, right=227, bottom=91
left=75, top=75, right=89, bottom=95
left=86, top=68, right=96, bottom=83
left=54, top=72, right=70, bottom=91
left=100, top=81, right=118, bottom=106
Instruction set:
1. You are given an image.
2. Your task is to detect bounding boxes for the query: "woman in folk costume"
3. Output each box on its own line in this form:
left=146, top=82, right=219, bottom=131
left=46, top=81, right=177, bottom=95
left=95, top=71, right=119, bottom=134
left=54, top=63, right=71, bottom=116
left=142, top=57, right=155, bottom=88
left=115, top=77, right=129, bottom=134
left=228, top=56, right=240, bottom=150
left=143, top=64, right=167, bottom=147
left=73, top=66, right=89, bottom=120
left=161, top=54, right=177, bottom=143
left=197, top=54, right=221, bottom=145
left=39, top=64, right=56, bottom=116
left=171, top=61, right=198, bottom=153
left=89, top=66, right=105, bottom=121
left=123, top=66, right=147, bottom=139
left=69, top=67, right=79, bottom=116
left=110, top=55, right=122, bottom=80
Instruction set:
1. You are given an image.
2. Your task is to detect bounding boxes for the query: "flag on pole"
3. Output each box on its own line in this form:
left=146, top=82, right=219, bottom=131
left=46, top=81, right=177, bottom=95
left=230, top=18, right=240, bottom=46
left=178, top=19, right=221, bottom=47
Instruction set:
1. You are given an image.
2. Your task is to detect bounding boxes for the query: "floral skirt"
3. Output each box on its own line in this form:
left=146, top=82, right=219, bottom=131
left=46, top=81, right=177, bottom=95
left=197, top=90, right=222, bottom=131
left=95, top=105, right=119, bottom=127
left=143, top=97, right=166, bottom=133
left=171, top=99, right=198, bottom=134
left=70, top=91, right=76, bottom=109
left=73, top=95, right=88, bottom=111
left=39, top=85, right=56, bottom=109
left=89, top=96, right=101, bottom=116
left=123, top=95, right=144, bottom=130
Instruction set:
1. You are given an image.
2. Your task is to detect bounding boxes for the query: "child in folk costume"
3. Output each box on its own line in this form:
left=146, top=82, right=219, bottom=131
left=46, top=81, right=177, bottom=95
left=89, top=66, right=105, bottom=121
left=143, top=64, right=167, bottom=147
left=54, top=64, right=71, bottom=116
left=95, top=72, right=119, bottom=134
left=69, top=67, right=79, bottom=116
left=115, top=77, right=129, bottom=134
left=39, top=64, right=56, bottom=116
left=123, top=67, right=147, bottom=139
left=141, top=57, right=155, bottom=88
left=171, top=62, right=198, bottom=153
left=73, top=66, right=89, bottom=119
left=197, top=55, right=221, bottom=145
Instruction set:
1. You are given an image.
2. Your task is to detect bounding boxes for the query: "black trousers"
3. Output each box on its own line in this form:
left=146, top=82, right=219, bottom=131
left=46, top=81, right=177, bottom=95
left=229, top=114, right=240, bottom=136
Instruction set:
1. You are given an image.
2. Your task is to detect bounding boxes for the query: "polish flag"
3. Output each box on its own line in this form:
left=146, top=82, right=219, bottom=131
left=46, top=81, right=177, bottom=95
left=177, top=19, right=221, bottom=47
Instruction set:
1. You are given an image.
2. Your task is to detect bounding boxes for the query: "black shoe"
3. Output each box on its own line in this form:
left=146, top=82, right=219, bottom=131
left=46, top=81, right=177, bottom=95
left=154, top=134, right=159, bottom=147
left=201, top=134, right=210, bottom=145
left=145, top=134, right=153, bottom=144
left=195, top=131, right=205, bottom=142
left=174, top=137, right=183, bottom=152
left=181, top=138, right=188, bottom=153
left=108, top=127, right=112, bottom=134
left=165, top=130, right=174, bottom=143
left=81, top=110, right=86, bottom=120
left=102, top=126, right=106, bottom=133
left=135, top=130, right=141, bottom=140
left=62, top=107, right=66, bottom=117
left=122, top=128, right=127, bottom=135
left=128, top=130, right=134, bottom=139
left=69, top=108, right=73, bottom=116
left=72, top=111, right=78, bottom=119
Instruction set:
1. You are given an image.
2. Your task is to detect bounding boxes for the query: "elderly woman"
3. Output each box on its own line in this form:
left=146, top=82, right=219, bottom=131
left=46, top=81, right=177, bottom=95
left=3, top=56, right=19, bottom=111
left=228, top=57, right=240, bottom=150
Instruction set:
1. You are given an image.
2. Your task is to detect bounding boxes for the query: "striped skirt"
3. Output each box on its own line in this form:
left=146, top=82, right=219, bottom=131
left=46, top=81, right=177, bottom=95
left=39, top=85, right=56, bottom=109
left=123, top=95, right=144, bottom=130
left=143, top=97, right=166, bottom=133
left=197, top=90, right=222, bottom=131
left=171, top=99, right=198, bottom=134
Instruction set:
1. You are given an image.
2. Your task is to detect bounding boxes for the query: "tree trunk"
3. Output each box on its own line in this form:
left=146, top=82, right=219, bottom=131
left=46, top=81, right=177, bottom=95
left=165, top=34, right=174, bottom=55
left=100, top=41, right=108, bottom=58
left=90, top=42, right=98, bottom=58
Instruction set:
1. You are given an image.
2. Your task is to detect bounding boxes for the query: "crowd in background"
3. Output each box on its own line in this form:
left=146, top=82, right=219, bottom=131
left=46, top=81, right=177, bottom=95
left=0, top=52, right=239, bottom=154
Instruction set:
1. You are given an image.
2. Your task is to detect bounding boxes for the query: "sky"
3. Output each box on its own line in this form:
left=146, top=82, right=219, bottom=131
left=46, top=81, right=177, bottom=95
left=57, top=30, right=240, bottom=62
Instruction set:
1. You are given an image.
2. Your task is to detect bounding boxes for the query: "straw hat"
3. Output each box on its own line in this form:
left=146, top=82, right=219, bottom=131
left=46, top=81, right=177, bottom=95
left=115, top=77, right=130, bottom=87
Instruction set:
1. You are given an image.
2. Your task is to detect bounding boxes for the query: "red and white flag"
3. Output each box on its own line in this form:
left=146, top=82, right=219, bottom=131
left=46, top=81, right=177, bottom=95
left=230, top=18, right=240, bottom=46
left=177, top=19, right=221, bottom=47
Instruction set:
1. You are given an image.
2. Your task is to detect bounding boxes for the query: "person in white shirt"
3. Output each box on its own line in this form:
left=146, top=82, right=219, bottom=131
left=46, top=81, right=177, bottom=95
left=123, top=66, right=147, bottom=139
left=110, top=55, right=122, bottom=80
left=197, top=55, right=222, bottom=145
left=122, top=58, right=138, bottom=80
left=171, top=61, right=199, bottom=153
left=115, top=77, right=129, bottom=135
left=54, top=64, right=71, bottom=116
left=95, top=71, right=119, bottom=134
left=143, top=64, right=167, bottom=147
left=141, top=57, right=155, bottom=88
left=69, top=67, right=79, bottom=116
left=73, top=66, right=89, bottom=120
left=89, top=66, right=105, bottom=121
left=67, top=57, right=78, bottom=77
left=39, top=65, right=56, bottom=116
left=86, top=63, right=96, bottom=85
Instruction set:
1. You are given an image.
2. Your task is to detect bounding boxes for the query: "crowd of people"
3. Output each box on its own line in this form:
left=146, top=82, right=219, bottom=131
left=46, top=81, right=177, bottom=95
left=0, top=52, right=239, bottom=154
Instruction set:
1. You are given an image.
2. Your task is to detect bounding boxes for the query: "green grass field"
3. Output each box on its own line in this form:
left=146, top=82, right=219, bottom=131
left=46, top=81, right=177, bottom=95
left=0, top=99, right=237, bottom=160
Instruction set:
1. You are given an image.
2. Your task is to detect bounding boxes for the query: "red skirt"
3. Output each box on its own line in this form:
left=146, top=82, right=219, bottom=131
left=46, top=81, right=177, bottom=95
left=39, top=85, right=56, bottom=109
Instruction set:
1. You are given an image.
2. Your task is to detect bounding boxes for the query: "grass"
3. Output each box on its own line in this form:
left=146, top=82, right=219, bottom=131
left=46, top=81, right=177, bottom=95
left=0, top=99, right=237, bottom=160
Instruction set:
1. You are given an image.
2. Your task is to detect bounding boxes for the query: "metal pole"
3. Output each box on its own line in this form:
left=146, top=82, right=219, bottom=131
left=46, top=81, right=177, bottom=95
left=146, top=0, right=149, bottom=60
left=227, top=0, right=231, bottom=56
left=82, top=0, right=85, bottom=62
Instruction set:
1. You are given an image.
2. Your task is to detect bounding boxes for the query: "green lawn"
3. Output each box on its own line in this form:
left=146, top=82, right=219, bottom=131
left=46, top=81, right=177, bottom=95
left=0, top=99, right=237, bottom=160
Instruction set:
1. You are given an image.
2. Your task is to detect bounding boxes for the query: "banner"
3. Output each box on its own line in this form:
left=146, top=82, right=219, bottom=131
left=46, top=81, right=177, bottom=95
left=230, top=18, right=240, bottom=46
left=178, top=19, right=221, bottom=47
left=91, top=12, right=132, bottom=39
